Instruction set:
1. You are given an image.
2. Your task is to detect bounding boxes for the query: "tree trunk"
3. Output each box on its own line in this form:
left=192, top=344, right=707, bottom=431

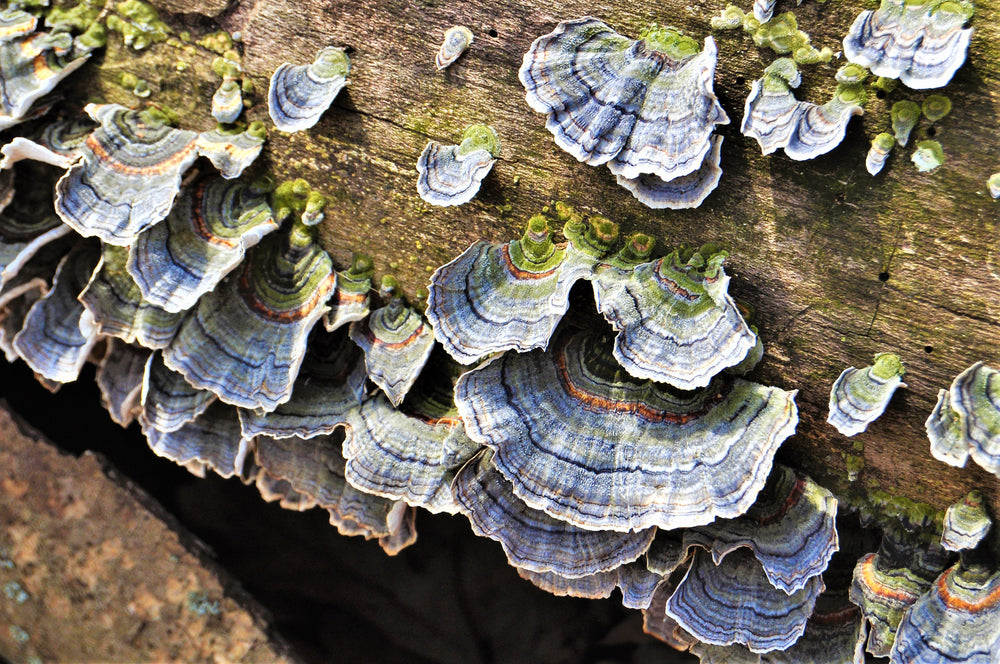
left=76, top=0, right=996, bottom=513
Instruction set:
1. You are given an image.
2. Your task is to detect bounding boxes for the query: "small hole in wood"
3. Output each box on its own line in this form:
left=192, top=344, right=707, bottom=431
left=488, top=28, right=498, bottom=37
left=927, top=126, right=937, bottom=137
left=878, top=271, right=890, bottom=282
left=924, top=345, right=934, bottom=353
left=735, top=76, right=746, bottom=86
left=343, top=45, right=356, bottom=55
left=875, top=89, right=886, bottom=100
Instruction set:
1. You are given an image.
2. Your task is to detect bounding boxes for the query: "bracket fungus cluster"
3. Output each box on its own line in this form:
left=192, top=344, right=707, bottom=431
left=926, top=362, right=1000, bottom=479
left=435, top=25, right=473, bottom=70
left=520, top=18, right=729, bottom=209
left=1, top=4, right=999, bottom=662
left=844, top=0, right=974, bottom=89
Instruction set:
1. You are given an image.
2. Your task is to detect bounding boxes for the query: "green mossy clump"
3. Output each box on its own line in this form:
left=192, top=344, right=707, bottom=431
left=711, top=7, right=832, bottom=64
left=106, top=0, right=169, bottom=51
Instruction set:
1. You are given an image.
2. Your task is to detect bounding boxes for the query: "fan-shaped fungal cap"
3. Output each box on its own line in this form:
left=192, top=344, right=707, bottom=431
left=912, top=139, right=944, bottom=172
left=520, top=19, right=729, bottom=182
left=11, top=242, right=100, bottom=383
left=890, top=563, right=1000, bottom=663
left=741, top=58, right=863, bottom=161
left=96, top=341, right=149, bottom=427
left=163, top=220, right=336, bottom=411
left=592, top=244, right=757, bottom=389
left=922, top=94, right=952, bottom=121
left=195, top=123, right=267, bottom=180
left=866, top=132, right=895, bottom=175
left=416, top=125, right=499, bottom=207
left=666, top=548, right=824, bottom=653
left=427, top=215, right=579, bottom=364
left=143, top=401, right=247, bottom=478
left=344, top=389, right=478, bottom=514
left=686, top=465, right=839, bottom=593
left=140, top=351, right=217, bottom=433
left=0, top=9, right=37, bottom=42
left=268, top=46, right=350, bottom=133
left=54, top=104, right=200, bottom=245
left=349, top=291, right=435, bottom=406
left=254, top=434, right=418, bottom=554
left=827, top=352, right=907, bottom=436
left=518, top=560, right=662, bottom=609
left=455, top=331, right=798, bottom=532
left=688, top=590, right=868, bottom=664
left=616, top=134, right=724, bottom=209
left=436, top=25, right=473, bottom=69
left=926, top=363, right=1000, bottom=478
left=454, top=451, right=656, bottom=577
left=80, top=244, right=185, bottom=349
left=891, top=100, right=921, bottom=146
left=989, top=174, right=1000, bottom=199
left=0, top=162, right=66, bottom=288
left=238, top=327, right=365, bottom=440
left=127, top=174, right=277, bottom=314
left=849, top=526, right=951, bottom=656
left=843, top=0, right=974, bottom=89
left=323, top=254, right=372, bottom=332
left=941, top=491, right=992, bottom=552
left=0, top=28, right=91, bottom=130
left=211, top=79, right=243, bottom=124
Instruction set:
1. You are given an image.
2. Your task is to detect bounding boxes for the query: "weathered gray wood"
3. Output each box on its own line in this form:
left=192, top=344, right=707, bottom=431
left=50, top=0, right=1000, bottom=516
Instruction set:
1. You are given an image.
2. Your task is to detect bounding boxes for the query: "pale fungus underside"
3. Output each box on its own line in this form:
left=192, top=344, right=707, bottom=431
left=0, top=0, right=999, bottom=660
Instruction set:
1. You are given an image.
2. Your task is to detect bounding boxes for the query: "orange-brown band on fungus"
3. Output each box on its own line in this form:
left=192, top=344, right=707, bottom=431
left=499, top=244, right=560, bottom=280
left=87, top=134, right=197, bottom=177
left=237, top=263, right=335, bottom=323
left=937, top=568, right=1000, bottom=612
left=754, top=476, right=807, bottom=526
left=857, top=553, right=922, bottom=604
left=357, top=319, right=429, bottom=351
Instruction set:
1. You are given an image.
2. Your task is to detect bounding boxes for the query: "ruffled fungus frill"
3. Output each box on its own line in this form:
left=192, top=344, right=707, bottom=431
left=348, top=282, right=435, bottom=406
left=238, top=327, right=366, bottom=440
left=890, top=561, right=1000, bottom=663
left=253, top=435, right=418, bottom=555
left=453, top=450, right=657, bottom=577
left=827, top=352, right=906, bottom=437
left=144, top=401, right=248, bottom=479
left=343, top=360, right=479, bottom=514
left=454, top=330, right=799, bottom=532
left=323, top=253, right=373, bottom=332
left=211, top=79, right=243, bottom=124
left=11, top=242, right=100, bottom=383
left=615, top=134, right=724, bottom=210
left=80, top=243, right=185, bottom=349
left=742, top=58, right=863, bottom=161
left=126, top=173, right=278, bottom=314
left=268, top=46, right=350, bottom=133
left=163, top=220, right=336, bottom=412
left=843, top=0, right=974, bottom=89
left=426, top=211, right=617, bottom=364
left=96, top=340, right=148, bottom=427
left=54, top=104, right=200, bottom=246
left=926, top=362, right=1000, bottom=479
left=591, top=242, right=757, bottom=390
left=140, top=351, right=217, bottom=434
left=519, top=18, right=729, bottom=206
left=517, top=561, right=662, bottom=609
left=194, top=122, right=267, bottom=180
left=684, top=464, right=839, bottom=594
left=415, top=124, right=500, bottom=207
left=666, top=549, right=824, bottom=653
left=941, top=490, right=992, bottom=552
